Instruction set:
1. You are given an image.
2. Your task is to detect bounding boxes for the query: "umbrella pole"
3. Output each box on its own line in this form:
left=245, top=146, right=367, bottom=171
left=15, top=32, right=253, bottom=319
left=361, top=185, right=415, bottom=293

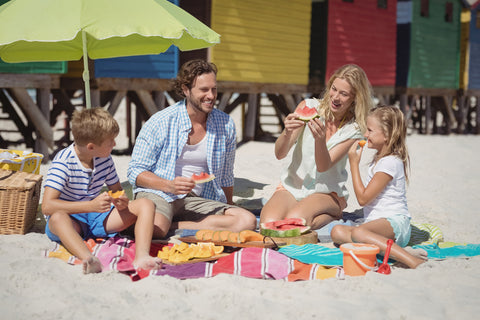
left=82, top=30, right=91, bottom=109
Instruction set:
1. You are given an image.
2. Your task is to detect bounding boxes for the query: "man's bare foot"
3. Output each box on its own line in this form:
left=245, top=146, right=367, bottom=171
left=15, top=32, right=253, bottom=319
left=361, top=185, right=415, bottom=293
left=83, top=256, right=102, bottom=274
left=133, top=256, right=162, bottom=271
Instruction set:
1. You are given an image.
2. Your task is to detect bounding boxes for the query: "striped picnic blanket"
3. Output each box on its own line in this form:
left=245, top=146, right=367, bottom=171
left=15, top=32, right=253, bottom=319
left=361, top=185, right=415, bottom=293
left=45, top=236, right=343, bottom=281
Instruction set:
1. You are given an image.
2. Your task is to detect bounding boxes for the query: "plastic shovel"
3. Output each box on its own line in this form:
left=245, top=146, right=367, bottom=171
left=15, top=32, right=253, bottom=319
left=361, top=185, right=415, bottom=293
left=377, top=239, right=394, bottom=275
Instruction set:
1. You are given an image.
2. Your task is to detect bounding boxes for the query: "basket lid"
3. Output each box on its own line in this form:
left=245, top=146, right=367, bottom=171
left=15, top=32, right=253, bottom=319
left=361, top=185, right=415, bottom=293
left=0, top=169, right=42, bottom=190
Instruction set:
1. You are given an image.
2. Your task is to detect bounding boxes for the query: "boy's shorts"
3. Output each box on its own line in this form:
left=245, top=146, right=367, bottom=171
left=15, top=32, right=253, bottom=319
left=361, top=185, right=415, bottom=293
left=45, top=206, right=117, bottom=243
left=135, top=191, right=237, bottom=222
left=386, top=215, right=411, bottom=247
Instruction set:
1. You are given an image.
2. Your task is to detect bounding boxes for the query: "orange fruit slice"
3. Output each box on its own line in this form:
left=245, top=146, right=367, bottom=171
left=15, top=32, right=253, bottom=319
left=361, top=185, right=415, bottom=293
left=227, top=232, right=239, bottom=243
left=238, top=230, right=264, bottom=243
left=195, top=229, right=211, bottom=240
left=358, top=140, right=367, bottom=147
left=108, top=190, right=125, bottom=198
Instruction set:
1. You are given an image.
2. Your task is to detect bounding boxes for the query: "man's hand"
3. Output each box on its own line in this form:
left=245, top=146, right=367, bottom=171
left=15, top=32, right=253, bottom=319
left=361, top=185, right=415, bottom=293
left=168, top=176, right=195, bottom=195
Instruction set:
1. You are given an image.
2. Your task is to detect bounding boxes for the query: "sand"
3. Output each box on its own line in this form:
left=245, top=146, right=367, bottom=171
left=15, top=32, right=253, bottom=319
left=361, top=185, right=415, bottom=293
left=1, top=132, right=480, bottom=319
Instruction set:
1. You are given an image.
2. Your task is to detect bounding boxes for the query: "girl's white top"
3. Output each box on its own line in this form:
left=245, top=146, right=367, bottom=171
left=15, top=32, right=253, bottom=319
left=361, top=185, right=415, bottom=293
left=280, top=99, right=363, bottom=201
left=363, top=155, right=410, bottom=221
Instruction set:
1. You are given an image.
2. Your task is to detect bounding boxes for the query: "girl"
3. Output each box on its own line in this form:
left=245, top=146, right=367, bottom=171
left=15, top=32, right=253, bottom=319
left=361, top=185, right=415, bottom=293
left=260, top=64, right=373, bottom=229
left=330, top=105, right=426, bottom=268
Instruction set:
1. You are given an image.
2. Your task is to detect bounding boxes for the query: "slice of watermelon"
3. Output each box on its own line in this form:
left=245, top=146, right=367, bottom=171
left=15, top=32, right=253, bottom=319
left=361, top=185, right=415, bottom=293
left=295, top=105, right=320, bottom=122
left=260, top=218, right=311, bottom=238
left=191, top=172, right=215, bottom=184
left=273, top=217, right=306, bottom=228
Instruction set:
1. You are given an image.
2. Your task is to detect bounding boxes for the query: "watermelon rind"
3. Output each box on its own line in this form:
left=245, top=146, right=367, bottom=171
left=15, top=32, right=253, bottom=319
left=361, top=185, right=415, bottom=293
left=192, top=173, right=215, bottom=184
left=260, top=225, right=311, bottom=238
left=298, top=114, right=320, bottom=122
left=295, top=106, right=320, bottom=122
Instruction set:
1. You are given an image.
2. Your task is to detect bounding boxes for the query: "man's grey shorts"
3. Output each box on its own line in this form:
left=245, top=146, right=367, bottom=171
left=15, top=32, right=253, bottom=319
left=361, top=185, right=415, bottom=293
left=135, top=192, right=237, bottom=222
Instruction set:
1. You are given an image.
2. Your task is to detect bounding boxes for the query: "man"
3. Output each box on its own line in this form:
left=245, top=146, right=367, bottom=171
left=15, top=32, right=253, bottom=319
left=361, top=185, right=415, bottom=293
left=127, top=59, right=256, bottom=238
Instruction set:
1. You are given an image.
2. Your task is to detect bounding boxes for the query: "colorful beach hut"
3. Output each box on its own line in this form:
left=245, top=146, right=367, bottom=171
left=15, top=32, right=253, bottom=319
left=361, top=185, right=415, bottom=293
left=309, top=0, right=398, bottom=103
left=396, top=0, right=463, bottom=133
left=459, top=1, right=480, bottom=133
left=182, top=0, right=312, bottom=140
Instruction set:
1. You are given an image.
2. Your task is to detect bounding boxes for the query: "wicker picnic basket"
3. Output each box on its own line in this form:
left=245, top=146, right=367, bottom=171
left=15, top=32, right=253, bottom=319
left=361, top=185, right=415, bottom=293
left=0, top=169, right=43, bottom=234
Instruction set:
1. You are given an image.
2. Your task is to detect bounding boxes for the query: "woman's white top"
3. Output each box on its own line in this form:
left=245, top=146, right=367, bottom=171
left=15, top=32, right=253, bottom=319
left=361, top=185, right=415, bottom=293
left=280, top=99, right=363, bottom=201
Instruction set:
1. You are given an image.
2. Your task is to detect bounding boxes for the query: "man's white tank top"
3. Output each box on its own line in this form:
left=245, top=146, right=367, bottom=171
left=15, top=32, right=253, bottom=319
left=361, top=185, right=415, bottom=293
left=175, top=135, right=208, bottom=195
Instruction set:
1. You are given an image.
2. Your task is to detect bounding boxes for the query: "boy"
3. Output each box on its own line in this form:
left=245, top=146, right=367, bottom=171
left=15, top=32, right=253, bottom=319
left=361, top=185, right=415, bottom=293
left=42, top=108, right=161, bottom=274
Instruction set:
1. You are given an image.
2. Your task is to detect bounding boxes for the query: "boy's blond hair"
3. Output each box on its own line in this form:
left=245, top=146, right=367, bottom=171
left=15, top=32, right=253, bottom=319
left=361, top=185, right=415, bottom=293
left=71, top=108, right=119, bottom=146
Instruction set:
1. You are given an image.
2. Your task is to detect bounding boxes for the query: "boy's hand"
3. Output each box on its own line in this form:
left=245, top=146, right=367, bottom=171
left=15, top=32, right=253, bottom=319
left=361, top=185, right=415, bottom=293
left=110, top=193, right=129, bottom=211
left=91, top=192, right=114, bottom=213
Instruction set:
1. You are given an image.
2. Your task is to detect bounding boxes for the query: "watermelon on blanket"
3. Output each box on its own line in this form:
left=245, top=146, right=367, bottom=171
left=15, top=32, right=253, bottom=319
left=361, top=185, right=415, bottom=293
left=192, top=172, right=215, bottom=184
left=260, top=218, right=311, bottom=238
left=295, top=105, right=320, bottom=122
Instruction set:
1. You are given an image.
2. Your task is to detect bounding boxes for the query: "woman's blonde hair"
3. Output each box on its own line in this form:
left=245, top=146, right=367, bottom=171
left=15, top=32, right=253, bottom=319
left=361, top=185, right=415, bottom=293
left=318, top=64, right=373, bottom=133
left=71, top=108, right=119, bottom=146
left=370, top=105, right=410, bottom=182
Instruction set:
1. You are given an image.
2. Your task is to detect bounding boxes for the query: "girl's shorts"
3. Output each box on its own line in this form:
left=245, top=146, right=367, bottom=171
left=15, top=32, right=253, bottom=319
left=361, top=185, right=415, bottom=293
left=386, top=215, right=411, bottom=247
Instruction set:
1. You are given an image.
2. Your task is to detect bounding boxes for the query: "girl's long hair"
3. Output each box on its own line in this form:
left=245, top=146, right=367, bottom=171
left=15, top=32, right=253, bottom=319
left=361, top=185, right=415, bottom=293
left=318, top=64, right=374, bottom=133
left=370, top=105, right=410, bottom=183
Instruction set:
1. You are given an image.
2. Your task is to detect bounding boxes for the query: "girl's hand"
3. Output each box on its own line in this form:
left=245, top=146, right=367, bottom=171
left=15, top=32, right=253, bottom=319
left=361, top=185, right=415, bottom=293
left=284, top=112, right=306, bottom=132
left=91, top=192, right=113, bottom=213
left=348, top=140, right=363, bottom=166
left=168, top=176, right=195, bottom=195
left=308, top=117, right=327, bottom=142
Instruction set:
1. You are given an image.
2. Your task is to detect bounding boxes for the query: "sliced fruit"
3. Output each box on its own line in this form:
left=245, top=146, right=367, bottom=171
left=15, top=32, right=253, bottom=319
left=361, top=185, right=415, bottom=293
left=201, top=230, right=214, bottom=241
left=358, top=140, right=367, bottom=147
left=212, top=245, right=224, bottom=255
left=108, top=190, right=125, bottom=198
left=238, top=230, right=264, bottom=243
left=272, top=217, right=306, bottom=228
left=191, top=172, right=215, bottom=184
left=227, top=232, right=240, bottom=243
left=260, top=218, right=311, bottom=238
left=211, top=230, right=222, bottom=242
left=219, top=230, right=232, bottom=242
left=295, top=105, right=320, bottom=122
left=195, top=229, right=211, bottom=240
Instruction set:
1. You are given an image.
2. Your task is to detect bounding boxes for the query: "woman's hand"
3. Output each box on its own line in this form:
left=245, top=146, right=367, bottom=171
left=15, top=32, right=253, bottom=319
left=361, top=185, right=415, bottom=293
left=284, top=112, right=306, bottom=132
left=275, top=111, right=306, bottom=160
left=307, top=117, right=327, bottom=142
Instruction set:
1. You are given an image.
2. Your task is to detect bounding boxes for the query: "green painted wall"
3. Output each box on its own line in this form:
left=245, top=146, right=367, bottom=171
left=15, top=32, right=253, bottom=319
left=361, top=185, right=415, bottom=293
left=0, top=60, right=67, bottom=74
left=408, top=0, right=461, bottom=89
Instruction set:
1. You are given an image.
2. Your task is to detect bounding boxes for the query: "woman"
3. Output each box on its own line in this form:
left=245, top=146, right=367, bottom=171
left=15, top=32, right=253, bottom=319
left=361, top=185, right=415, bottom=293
left=260, top=64, right=374, bottom=230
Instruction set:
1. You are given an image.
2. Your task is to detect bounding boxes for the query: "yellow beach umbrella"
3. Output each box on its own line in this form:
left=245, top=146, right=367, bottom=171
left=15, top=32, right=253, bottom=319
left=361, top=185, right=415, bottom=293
left=0, top=0, right=220, bottom=108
